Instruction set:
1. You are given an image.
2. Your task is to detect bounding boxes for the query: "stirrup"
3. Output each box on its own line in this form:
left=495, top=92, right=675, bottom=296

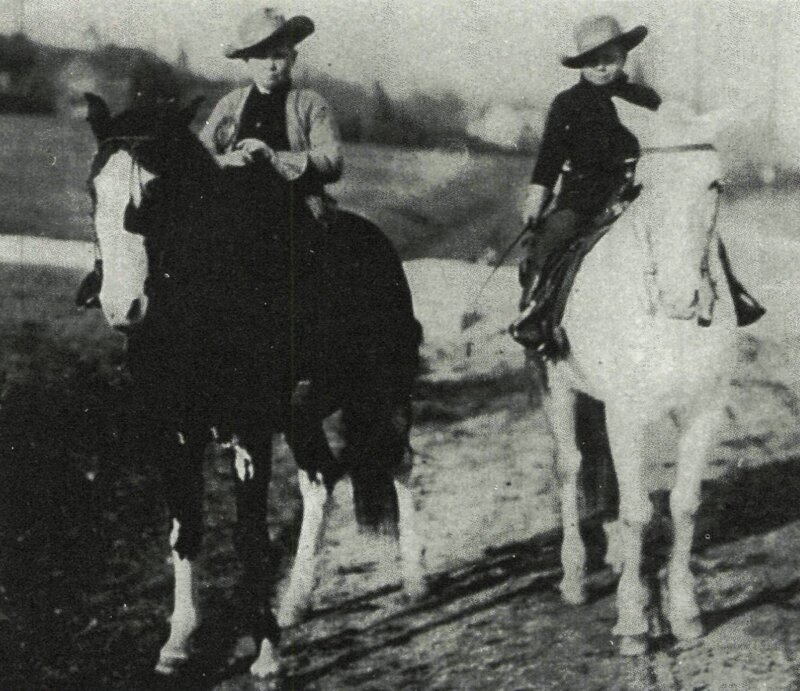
left=733, top=289, right=766, bottom=327
left=76, top=264, right=103, bottom=309
left=509, top=307, right=546, bottom=348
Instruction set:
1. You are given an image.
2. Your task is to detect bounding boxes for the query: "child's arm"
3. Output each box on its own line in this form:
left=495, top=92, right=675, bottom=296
left=521, top=95, right=568, bottom=225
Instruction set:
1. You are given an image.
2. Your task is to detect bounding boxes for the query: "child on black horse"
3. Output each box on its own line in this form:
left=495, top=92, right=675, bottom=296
left=511, top=15, right=763, bottom=350
left=198, top=7, right=344, bottom=353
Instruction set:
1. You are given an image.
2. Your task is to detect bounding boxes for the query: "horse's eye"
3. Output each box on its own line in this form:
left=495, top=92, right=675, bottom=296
left=709, top=180, right=724, bottom=193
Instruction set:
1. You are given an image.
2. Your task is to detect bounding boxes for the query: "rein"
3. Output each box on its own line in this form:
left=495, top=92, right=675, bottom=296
left=640, top=143, right=716, bottom=155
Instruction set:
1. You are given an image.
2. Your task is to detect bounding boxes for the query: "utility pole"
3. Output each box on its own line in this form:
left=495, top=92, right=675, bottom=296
left=692, top=0, right=704, bottom=112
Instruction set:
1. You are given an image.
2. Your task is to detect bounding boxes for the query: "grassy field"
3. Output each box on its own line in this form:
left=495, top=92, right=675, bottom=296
left=0, top=113, right=529, bottom=260
left=0, top=264, right=309, bottom=688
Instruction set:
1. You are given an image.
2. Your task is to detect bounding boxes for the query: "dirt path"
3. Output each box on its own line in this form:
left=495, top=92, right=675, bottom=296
left=2, top=255, right=799, bottom=689
left=212, top=354, right=800, bottom=690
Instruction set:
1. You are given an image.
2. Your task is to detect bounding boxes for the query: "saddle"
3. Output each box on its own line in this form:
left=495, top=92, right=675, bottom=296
left=510, top=184, right=642, bottom=359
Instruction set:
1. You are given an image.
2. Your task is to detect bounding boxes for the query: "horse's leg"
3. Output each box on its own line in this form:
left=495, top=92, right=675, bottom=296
left=156, top=429, right=206, bottom=675
left=277, top=423, right=334, bottom=630
left=391, top=401, right=425, bottom=601
left=541, top=377, right=586, bottom=605
left=606, top=407, right=652, bottom=655
left=344, top=400, right=427, bottom=600
left=393, top=455, right=426, bottom=601
left=666, top=403, right=722, bottom=641
left=225, top=431, right=283, bottom=679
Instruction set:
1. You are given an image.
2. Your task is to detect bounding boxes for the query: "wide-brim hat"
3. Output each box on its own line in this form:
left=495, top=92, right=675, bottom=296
left=561, top=15, right=647, bottom=69
left=224, top=8, right=314, bottom=59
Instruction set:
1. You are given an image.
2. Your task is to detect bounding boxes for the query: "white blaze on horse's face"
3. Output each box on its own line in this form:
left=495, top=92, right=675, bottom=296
left=93, top=150, right=156, bottom=330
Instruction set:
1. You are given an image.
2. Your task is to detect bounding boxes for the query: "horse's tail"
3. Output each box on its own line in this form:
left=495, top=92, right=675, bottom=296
left=332, top=210, right=420, bottom=536
left=350, top=465, right=400, bottom=537
left=346, top=398, right=415, bottom=537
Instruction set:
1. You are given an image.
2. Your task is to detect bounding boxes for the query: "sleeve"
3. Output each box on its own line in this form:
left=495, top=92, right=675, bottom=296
left=270, top=92, right=343, bottom=184
left=531, top=94, right=569, bottom=189
left=198, top=93, right=237, bottom=156
left=642, top=86, right=662, bottom=112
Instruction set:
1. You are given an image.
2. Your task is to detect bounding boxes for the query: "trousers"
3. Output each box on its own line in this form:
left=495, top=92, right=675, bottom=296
left=520, top=209, right=591, bottom=307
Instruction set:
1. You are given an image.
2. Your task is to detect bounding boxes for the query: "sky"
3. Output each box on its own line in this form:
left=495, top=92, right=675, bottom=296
left=1, top=0, right=799, bottom=117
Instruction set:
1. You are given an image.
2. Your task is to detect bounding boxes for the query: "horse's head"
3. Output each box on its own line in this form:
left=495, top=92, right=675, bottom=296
left=85, top=92, right=203, bottom=331
left=616, top=100, right=729, bottom=319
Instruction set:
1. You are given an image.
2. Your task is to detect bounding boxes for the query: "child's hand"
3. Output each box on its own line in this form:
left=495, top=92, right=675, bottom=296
left=521, top=184, right=550, bottom=226
left=236, top=138, right=274, bottom=161
left=216, top=149, right=254, bottom=168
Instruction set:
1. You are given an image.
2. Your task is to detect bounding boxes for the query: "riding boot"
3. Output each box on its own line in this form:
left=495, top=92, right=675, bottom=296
left=510, top=264, right=549, bottom=349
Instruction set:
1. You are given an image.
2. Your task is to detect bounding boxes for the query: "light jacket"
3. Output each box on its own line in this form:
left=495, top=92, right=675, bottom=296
left=199, top=85, right=343, bottom=222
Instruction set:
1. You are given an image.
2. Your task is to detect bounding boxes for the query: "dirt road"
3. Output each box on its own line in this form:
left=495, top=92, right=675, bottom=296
left=204, top=250, right=800, bottom=690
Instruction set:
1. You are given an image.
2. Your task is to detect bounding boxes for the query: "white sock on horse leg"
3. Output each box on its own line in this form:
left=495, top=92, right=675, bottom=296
left=156, top=520, right=200, bottom=674
left=278, top=471, right=331, bottom=627
left=394, top=460, right=426, bottom=601
left=543, top=385, right=586, bottom=604
left=667, top=404, right=722, bottom=639
left=606, top=412, right=652, bottom=643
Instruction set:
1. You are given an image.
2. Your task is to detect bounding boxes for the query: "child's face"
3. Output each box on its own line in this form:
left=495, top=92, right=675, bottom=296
left=245, top=46, right=297, bottom=93
left=580, top=44, right=627, bottom=86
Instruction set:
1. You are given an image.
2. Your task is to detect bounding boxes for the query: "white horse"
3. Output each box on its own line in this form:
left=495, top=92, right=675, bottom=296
left=536, top=106, right=739, bottom=655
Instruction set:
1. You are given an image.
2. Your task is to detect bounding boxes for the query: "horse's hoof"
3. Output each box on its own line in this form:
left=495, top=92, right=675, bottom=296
left=618, top=634, right=648, bottom=656
left=249, top=639, right=281, bottom=680
left=401, top=575, right=427, bottom=603
left=154, top=650, right=189, bottom=676
left=670, top=616, right=703, bottom=642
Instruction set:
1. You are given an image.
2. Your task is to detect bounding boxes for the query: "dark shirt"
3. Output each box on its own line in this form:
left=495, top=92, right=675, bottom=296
left=233, top=82, right=302, bottom=212
left=236, top=83, right=291, bottom=151
left=532, top=74, right=661, bottom=215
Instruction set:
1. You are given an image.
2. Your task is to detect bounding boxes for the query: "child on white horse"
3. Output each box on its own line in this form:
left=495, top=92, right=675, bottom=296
left=513, top=16, right=659, bottom=347
left=512, top=14, right=763, bottom=349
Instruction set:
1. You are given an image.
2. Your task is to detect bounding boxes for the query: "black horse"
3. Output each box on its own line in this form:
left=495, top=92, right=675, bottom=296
left=83, top=93, right=425, bottom=679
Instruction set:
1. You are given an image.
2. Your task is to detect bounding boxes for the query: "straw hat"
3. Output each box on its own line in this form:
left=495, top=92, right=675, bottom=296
left=561, top=15, right=647, bottom=69
left=224, top=7, right=314, bottom=59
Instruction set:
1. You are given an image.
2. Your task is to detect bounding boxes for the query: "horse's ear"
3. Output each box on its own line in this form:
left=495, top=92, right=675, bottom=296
left=180, top=96, right=205, bottom=126
left=85, top=92, right=111, bottom=139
